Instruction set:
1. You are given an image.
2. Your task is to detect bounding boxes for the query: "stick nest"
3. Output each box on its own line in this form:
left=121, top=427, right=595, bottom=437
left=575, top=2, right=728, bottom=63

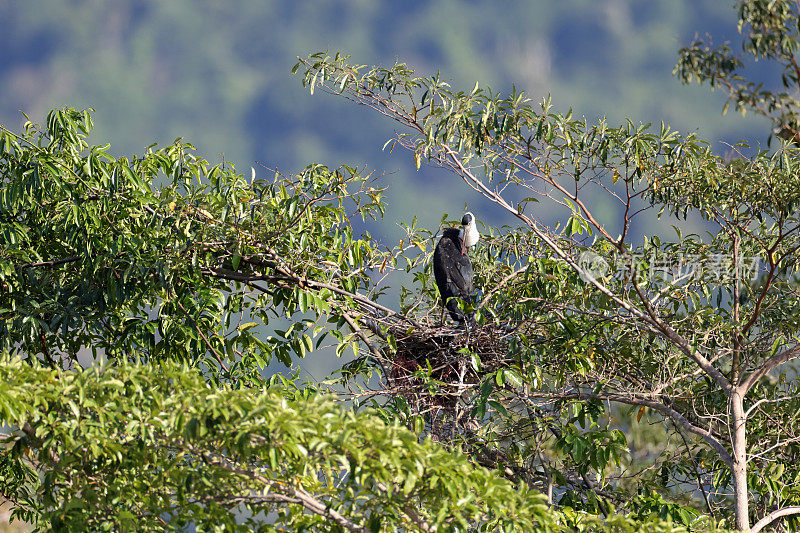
left=382, top=319, right=535, bottom=410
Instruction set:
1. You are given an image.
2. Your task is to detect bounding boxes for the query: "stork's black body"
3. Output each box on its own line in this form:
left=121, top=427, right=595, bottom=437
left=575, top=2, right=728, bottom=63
left=433, top=227, right=474, bottom=323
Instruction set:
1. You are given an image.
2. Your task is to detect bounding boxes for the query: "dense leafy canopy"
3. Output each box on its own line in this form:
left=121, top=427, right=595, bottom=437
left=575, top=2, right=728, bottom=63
left=4, top=1, right=800, bottom=532
left=0, top=359, right=556, bottom=531
left=0, top=108, right=683, bottom=532
left=0, top=107, right=391, bottom=381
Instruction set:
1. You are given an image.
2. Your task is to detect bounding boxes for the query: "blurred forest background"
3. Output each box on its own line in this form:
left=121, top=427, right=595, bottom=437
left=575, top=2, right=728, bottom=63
left=0, top=0, right=779, bottom=237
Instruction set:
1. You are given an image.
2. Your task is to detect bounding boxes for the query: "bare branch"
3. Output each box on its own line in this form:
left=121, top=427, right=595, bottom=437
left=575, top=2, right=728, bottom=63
left=740, top=344, right=800, bottom=394
left=751, top=506, right=800, bottom=533
left=19, top=255, right=81, bottom=269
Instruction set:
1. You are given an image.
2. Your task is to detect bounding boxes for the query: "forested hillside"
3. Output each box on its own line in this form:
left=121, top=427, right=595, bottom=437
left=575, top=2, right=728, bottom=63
left=0, top=1, right=774, bottom=234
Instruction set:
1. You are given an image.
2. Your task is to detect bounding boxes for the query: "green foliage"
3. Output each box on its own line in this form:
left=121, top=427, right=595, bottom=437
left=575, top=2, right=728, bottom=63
left=676, top=0, right=800, bottom=143
left=6, top=2, right=800, bottom=531
left=0, top=358, right=555, bottom=531
left=292, top=7, right=800, bottom=529
left=0, top=107, right=394, bottom=385
left=0, top=104, right=702, bottom=530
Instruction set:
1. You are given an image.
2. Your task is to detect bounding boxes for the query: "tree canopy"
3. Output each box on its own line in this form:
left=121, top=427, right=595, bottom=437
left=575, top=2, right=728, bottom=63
left=0, top=107, right=677, bottom=531
left=4, top=1, right=800, bottom=532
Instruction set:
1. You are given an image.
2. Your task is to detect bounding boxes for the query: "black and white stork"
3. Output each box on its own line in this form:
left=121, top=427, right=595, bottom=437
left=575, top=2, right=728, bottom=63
left=433, top=212, right=480, bottom=324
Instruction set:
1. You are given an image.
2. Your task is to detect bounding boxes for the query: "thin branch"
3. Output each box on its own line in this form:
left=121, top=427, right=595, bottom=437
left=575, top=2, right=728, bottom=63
left=676, top=422, right=714, bottom=516
left=174, top=300, right=230, bottom=375
left=196, top=447, right=366, bottom=532
left=20, top=255, right=81, bottom=269
left=341, top=311, right=382, bottom=359
left=478, top=264, right=529, bottom=308
left=522, top=390, right=732, bottom=466
left=202, top=266, right=420, bottom=329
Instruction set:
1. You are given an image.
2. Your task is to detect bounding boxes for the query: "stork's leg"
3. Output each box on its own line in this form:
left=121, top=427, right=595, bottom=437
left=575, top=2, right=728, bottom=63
left=439, top=305, right=446, bottom=326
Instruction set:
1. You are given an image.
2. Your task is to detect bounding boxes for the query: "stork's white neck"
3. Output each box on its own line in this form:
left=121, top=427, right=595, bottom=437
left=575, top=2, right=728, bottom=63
left=459, top=223, right=480, bottom=248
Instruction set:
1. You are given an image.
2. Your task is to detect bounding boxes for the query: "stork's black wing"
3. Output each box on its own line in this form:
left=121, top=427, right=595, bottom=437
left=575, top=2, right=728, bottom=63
left=433, top=228, right=474, bottom=322
left=447, top=251, right=473, bottom=297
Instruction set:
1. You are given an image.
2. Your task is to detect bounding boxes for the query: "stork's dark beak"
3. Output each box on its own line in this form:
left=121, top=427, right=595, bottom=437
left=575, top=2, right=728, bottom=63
left=461, top=235, right=467, bottom=255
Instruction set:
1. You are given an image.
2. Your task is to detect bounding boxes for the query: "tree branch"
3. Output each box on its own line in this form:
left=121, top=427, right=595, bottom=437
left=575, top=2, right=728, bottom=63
left=740, top=343, right=800, bottom=394
left=440, top=145, right=732, bottom=392
left=478, top=264, right=529, bottom=309
left=751, top=506, right=800, bottom=533
left=195, top=447, right=367, bottom=532
left=20, top=255, right=81, bottom=269
left=201, top=266, right=417, bottom=328
left=522, top=390, right=732, bottom=466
